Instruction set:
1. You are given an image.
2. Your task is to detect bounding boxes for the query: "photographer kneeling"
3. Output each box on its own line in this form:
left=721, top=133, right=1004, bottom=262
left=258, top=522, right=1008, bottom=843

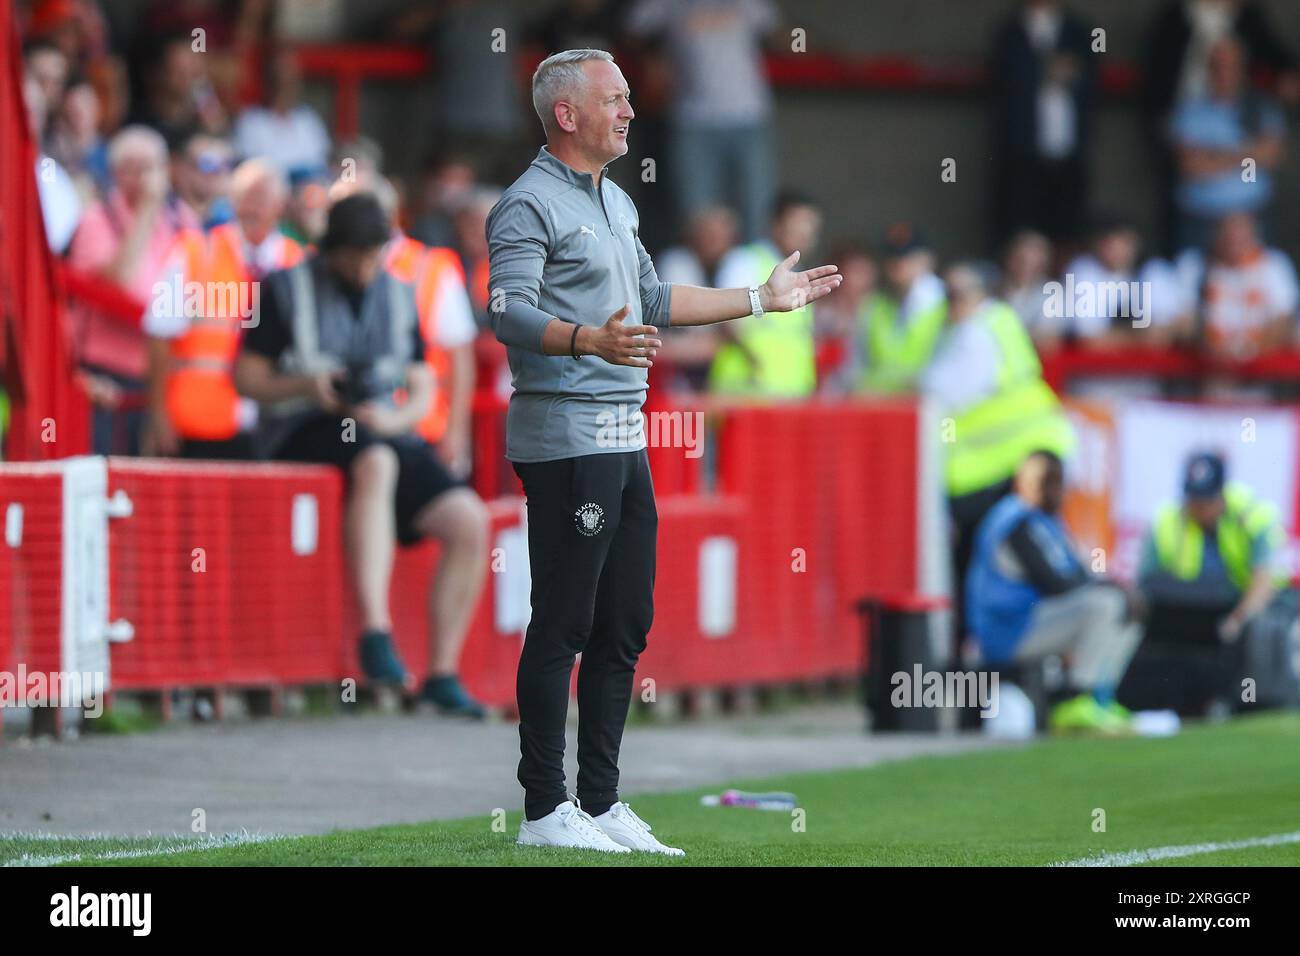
left=235, top=193, right=490, bottom=717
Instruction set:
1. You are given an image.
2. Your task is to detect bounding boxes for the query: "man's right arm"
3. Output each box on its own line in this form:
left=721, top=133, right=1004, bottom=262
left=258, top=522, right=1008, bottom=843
left=231, top=353, right=313, bottom=403
left=486, top=192, right=556, bottom=352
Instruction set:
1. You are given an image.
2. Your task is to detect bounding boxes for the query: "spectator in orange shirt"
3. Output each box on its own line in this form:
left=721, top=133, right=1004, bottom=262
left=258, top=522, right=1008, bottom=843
left=1175, top=211, right=1298, bottom=361
left=144, top=159, right=300, bottom=460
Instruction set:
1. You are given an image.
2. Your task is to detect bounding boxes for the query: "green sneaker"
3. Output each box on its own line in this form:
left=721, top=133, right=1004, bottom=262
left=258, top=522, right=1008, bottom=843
left=1049, top=694, right=1133, bottom=736
left=1105, top=700, right=1133, bottom=723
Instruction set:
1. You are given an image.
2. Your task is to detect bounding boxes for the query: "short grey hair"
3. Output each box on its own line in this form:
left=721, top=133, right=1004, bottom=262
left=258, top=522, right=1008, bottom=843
left=230, top=158, right=288, bottom=203
left=108, top=124, right=167, bottom=169
left=531, top=48, right=614, bottom=132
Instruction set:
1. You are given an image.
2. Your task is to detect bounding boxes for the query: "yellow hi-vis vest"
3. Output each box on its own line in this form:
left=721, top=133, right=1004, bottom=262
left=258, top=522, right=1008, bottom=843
left=859, top=291, right=946, bottom=394
left=708, top=244, right=816, bottom=396
left=944, top=302, right=1074, bottom=497
left=1152, top=483, right=1288, bottom=591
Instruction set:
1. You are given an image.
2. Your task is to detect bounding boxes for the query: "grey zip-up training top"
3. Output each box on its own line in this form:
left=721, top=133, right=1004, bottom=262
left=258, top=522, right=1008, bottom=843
left=486, top=146, right=673, bottom=462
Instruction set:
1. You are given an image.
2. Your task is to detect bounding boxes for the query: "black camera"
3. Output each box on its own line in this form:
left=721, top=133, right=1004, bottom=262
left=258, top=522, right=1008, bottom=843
left=334, top=361, right=384, bottom=406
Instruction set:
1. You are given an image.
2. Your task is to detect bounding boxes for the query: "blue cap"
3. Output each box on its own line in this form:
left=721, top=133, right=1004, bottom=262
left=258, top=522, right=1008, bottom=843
left=1183, top=452, right=1226, bottom=499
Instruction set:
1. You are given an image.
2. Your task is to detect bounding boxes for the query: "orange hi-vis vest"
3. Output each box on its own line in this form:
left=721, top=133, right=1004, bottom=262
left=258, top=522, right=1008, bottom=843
left=385, top=235, right=463, bottom=444
left=468, top=257, right=489, bottom=314
left=166, top=224, right=303, bottom=440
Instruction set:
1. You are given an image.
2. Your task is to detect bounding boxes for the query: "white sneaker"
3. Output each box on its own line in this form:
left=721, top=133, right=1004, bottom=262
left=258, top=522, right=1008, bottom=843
left=517, top=800, right=632, bottom=853
left=592, top=802, right=685, bottom=856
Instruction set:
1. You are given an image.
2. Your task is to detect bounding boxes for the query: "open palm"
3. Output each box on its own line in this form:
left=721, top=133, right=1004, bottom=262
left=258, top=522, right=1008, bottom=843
left=763, top=251, right=842, bottom=312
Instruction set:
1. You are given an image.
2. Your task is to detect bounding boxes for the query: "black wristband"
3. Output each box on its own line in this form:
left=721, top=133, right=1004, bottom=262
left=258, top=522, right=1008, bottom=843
left=570, top=323, right=583, bottom=359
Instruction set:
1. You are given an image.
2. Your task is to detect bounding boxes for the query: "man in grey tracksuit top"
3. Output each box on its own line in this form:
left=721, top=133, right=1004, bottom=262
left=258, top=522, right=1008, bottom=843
left=488, top=49, right=843, bottom=855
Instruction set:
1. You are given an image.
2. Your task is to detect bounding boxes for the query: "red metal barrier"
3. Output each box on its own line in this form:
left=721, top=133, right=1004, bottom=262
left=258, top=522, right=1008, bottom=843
left=716, top=400, right=920, bottom=681
left=107, top=460, right=347, bottom=691
left=0, top=465, right=66, bottom=730
left=0, top=401, right=925, bottom=714
left=55, top=262, right=148, bottom=330
left=1041, top=346, right=1300, bottom=393
left=638, top=495, right=748, bottom=687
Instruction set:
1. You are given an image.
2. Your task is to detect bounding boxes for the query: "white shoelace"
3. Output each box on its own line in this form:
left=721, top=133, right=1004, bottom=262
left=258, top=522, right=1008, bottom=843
left=611, top=802, right=653, bottom=834
left=562, top=804, right=612, bottom=844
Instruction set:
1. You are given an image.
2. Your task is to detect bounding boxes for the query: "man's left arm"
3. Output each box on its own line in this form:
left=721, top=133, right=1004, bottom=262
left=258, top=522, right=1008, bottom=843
left=638, top=236, right=840, bottom=327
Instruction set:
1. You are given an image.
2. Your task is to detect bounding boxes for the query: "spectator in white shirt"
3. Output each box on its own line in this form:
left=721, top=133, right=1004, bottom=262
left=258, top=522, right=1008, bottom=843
left=1060, top=215, right=1190, bottom=348
left=232, top=48, right=331, bottom=179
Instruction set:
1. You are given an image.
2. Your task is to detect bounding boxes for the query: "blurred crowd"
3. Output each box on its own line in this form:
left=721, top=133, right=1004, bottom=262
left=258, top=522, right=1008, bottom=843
left=10, top=0, right=1300, bottom=726
left=11, top=0, right=1300, bottom=462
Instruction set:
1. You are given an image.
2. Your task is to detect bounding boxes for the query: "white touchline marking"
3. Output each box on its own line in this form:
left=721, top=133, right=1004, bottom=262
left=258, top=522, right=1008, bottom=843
left=1050, top=830, right=1300, bottom=867
left=1, top=832, right=283, bottom=867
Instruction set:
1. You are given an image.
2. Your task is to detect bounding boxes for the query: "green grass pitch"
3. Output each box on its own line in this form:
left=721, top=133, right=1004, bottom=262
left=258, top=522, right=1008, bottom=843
left=3, top=712, right=1298, bottom=866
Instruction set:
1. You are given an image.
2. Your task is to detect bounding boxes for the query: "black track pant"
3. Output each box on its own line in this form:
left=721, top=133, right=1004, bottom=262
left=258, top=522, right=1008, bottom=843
left=512, top=450, right=657, bottom=821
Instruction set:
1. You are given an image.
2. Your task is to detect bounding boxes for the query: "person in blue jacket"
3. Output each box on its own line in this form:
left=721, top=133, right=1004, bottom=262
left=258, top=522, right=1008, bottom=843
left=966, top=449, right=1143, bottom=733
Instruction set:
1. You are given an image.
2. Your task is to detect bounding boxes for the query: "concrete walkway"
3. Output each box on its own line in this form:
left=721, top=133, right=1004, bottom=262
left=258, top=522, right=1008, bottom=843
left=0, top=704, right=1000, bottom=837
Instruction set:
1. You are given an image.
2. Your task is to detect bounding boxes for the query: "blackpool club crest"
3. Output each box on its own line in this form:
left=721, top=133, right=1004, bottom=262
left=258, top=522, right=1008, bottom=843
left=574, top=502, right=606, bottom=537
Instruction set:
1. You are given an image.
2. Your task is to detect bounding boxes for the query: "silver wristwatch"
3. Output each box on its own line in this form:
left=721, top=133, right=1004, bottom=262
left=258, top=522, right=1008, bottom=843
left=748, top=285, right=764, bottom=317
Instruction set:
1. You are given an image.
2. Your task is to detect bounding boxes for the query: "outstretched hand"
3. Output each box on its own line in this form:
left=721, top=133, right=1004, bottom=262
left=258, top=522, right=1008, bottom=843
left=761, top=251, right=842, bottom=312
